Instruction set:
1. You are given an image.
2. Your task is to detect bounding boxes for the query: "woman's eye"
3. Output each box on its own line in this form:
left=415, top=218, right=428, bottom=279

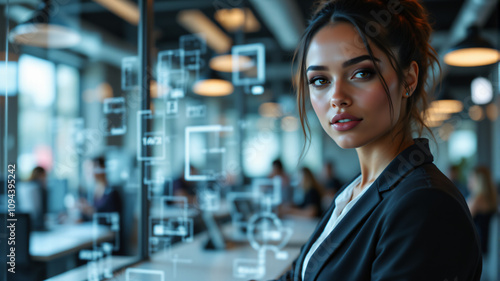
left=309, top=78, right=329, bottom=86
left=352, top=70, right=373, bottom=79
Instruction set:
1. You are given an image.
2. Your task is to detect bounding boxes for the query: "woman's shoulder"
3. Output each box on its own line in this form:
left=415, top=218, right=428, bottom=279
left=383, top=164, right=471, bottom=219
left=380, top=170, right=477, bottom=235
left=396, top=164, right=464, bottom=200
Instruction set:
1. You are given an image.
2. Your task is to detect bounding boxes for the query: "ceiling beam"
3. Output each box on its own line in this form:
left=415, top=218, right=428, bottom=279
left=249, top=0, right=305, bottom=51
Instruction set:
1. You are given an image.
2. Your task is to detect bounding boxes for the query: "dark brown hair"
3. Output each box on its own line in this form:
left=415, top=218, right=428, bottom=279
left=29, top=166, right=46, bottom=182
left=294, top=0, right=440, bottom=157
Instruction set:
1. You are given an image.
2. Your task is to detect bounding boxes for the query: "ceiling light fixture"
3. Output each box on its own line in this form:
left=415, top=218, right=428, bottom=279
left=177, top=10, right=232, bottom=54
left=468, top=105, right=484, bottom=121
left=9, top=0, right=81, bottom=49
left=209, top=54, right=253, bottom=72
left=424, top=119, right=444, bottom=128
left=214, top=8, right=261, bottom=33
left=444, top=26, right=500, bottom=67
left=192, top=79, right=234, bottom=97
left=429, top=99, right=464, bottom=114
left=471, top=77, right=493, bottom=105
left=93, top=0, right=139, bottom=26
left=424, top=109, right=451, bottom=122
left=486, top=103, right=498, bottom=121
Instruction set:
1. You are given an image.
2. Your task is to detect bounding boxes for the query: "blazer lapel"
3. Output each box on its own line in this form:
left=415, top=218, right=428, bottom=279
left=292, top=176, right=359, bottom=281
left=304, top=185, right=381, bottom=280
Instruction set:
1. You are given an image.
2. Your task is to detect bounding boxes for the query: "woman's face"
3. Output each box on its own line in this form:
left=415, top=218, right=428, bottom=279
left=306, top=22, right=406, bottom=149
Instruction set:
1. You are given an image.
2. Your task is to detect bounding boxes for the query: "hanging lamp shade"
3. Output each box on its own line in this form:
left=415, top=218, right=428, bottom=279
left=444, top=26, right=499, bottom=67
left=192, top=79, right=234, bottom=96
left=9, top=0, right=81, bottom=49
left=192, top=68, right=234, bottom=97
left=209, top=53, right=254, bottom=73
left=258, top=97, right=282, bottom=118
left=424, top=83, right=463, bottom=128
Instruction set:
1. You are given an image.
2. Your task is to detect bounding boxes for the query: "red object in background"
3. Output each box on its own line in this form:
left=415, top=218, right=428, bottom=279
left=35, top=145, right=53, bottom=172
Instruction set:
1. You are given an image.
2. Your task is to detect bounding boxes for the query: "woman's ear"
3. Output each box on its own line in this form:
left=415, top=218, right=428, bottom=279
left=405, top=61, right=419, bottom=96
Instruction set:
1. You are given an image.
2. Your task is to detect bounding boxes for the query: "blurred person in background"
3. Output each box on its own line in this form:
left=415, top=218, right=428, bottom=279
left=79, top=156, right=122, bottom=221
left=269, top=159, right=292, bottom=204
left=29, top=166, right=48, bottom=216
left=467, top=166, right=498, bottom=255
left=321, top=161, right=343, bottom=195
left=320, top=162, right=344, bottom=210
left=26, top=166, right=49, bottom=230
left=281, top=167, right=324, bottom=218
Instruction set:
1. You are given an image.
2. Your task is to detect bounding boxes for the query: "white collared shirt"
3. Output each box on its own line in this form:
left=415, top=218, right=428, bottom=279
left=301, top=175, right=373, bottom=280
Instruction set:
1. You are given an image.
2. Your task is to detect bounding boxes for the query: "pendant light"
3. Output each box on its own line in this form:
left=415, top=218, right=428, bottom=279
left=9, top=0, right=81, bottom=49
left=424, top=83, right=463, bottom=127
left=192, top=69, right=234, bottom=97
left=444, top=26, right=499, bottom=67
left=209, top=53, right=253, bottom=73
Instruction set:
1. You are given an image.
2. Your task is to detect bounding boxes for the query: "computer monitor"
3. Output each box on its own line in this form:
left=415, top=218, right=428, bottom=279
left=227, top=191, right=259, bottom=234
left=233, top=198, right=256, bottom=232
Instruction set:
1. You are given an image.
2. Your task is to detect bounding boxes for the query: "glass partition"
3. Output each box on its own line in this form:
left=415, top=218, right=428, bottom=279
left=1, top=1, right=142, bottom=280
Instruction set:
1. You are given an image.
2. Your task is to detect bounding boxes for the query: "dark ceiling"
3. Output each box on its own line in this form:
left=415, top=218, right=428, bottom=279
left=72, top=0, right=498, bottom=47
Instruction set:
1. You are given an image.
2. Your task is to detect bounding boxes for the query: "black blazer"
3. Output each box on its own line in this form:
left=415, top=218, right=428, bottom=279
left=278, top=139, right=482, bottom=281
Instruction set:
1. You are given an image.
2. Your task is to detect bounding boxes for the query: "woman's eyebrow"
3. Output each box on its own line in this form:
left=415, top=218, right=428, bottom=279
left=306, top=55, right=380, bottom=73
left=342, top=55, right=380, bottom=68
left=306, top=65, right=328, bottom=73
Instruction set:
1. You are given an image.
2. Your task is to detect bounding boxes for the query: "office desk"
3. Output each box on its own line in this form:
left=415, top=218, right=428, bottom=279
left=48, top=216, right=318, bottom=281
left=31, top=222, right=114, bottom=262
left=136, top=216, right=318, bottom=281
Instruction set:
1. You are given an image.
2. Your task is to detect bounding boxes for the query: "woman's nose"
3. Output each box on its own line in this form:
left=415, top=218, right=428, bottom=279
left=329, top=81, right=351, bottom=108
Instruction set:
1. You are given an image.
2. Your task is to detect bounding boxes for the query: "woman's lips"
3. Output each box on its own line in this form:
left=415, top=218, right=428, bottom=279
left=330, top=113, right=362, bottom=131
left=332, top=120, right=362, bottom=131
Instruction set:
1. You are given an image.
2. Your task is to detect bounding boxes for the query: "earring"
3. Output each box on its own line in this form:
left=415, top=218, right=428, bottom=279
left=405, top=92, right=409, bottom=97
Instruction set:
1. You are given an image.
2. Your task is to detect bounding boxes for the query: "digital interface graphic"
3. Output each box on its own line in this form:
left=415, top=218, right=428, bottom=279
left=186, top=104, right=207, bottom=118
left=184, top=125, right=234, bottom=181
left=137, top=110, right=166, bottom=161
left=157, top=49, right=187, bottom=99
left=232, top=43, right=266, bottom=94
left=103, top=97, right=127, bottom=136
left=165, top=99, right=179, bottom=119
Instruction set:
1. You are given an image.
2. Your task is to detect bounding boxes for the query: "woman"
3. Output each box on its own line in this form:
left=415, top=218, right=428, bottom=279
left=278, top=0, right=482, bottom=280
left=281, top=167, right=324, bottom=218
left=79, top=157, right=122, bottom=221
left=467, top=166, right=498, bottom=254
